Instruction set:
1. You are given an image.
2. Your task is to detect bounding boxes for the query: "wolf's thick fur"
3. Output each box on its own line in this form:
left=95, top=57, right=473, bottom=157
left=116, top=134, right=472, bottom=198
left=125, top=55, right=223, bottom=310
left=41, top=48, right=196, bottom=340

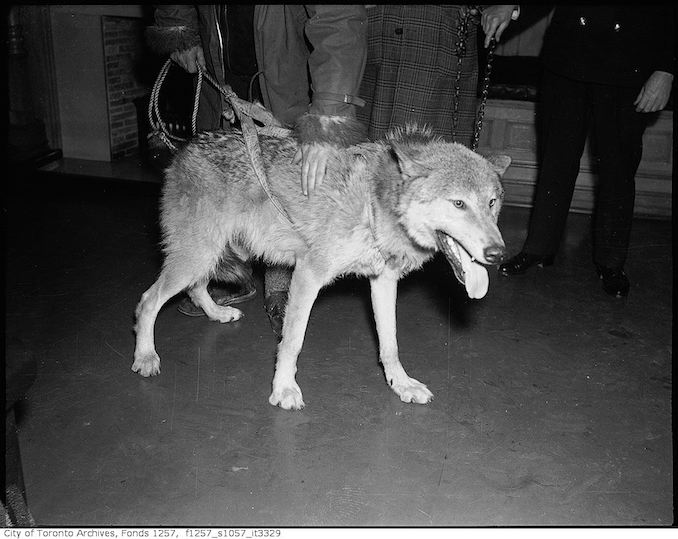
left=133, top=126, right=510, bottom=409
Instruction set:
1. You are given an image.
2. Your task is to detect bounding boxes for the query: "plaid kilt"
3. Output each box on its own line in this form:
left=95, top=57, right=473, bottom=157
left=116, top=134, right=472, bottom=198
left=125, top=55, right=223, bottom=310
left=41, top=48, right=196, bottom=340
left=357, top=5, right=479, bottom=146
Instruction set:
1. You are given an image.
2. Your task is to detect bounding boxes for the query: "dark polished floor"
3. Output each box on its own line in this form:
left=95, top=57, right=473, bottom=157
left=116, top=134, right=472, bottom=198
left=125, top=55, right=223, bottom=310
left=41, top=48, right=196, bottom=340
left=4, top=163, right=673, bottom=526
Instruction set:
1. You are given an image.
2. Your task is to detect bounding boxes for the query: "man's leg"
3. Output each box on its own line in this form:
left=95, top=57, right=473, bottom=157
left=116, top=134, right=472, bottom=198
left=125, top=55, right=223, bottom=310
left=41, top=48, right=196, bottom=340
left=588, top=84, right=646, bottom=297
left=522, top=71, right=591, bottom=257
left=499, top=70, right=592, bottom=276
left=590, top=84, right=646, bottom=271
left=263, top=265, right=293, bottom=340
left=253, top=5, right=310, bottom=126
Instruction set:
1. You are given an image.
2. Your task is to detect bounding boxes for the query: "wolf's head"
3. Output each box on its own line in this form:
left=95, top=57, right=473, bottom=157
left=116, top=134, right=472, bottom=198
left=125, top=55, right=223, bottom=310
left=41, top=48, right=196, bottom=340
left=384, top=127, right=510, bottom=299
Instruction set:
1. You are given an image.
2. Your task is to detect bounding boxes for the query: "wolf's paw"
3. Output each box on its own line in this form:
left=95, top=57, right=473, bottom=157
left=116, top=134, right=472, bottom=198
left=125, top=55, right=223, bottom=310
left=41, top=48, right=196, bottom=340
left=131, top=351, right=160, bottom=377
left=390, top=376, right=433, bottom=404
left=269, top=383, right=305, bottom=410
left=207, top=306, right=244, bottom=324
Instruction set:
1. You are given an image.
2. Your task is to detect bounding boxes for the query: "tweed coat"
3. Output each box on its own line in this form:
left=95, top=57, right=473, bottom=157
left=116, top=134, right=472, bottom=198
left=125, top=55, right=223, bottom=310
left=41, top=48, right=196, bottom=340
left=357, top=5, right=480, bottom=146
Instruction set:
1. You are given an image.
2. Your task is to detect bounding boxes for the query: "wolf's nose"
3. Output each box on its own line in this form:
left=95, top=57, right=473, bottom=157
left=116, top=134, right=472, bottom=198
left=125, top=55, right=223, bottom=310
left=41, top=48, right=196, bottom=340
left=483, top=246, right=506, bottom=264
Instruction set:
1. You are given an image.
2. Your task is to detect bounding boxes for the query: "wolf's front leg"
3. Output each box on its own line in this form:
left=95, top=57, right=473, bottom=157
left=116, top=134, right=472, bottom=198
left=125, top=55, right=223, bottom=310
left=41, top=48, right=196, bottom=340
left=269, top=262, right=324, bottom=410
left=370, top=269, right=433, bottom=404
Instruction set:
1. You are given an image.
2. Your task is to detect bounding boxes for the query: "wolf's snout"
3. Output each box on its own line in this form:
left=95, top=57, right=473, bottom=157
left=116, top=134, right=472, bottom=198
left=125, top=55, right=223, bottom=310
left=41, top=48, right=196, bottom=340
left=483, top=245, right=506, bottom=265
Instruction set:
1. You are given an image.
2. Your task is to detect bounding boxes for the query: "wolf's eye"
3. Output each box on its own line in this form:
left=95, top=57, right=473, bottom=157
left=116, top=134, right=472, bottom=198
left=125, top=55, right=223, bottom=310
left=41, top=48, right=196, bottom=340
left=489, top=198, right=496, bottom=207
left=453, top=200, right=465, bottom=209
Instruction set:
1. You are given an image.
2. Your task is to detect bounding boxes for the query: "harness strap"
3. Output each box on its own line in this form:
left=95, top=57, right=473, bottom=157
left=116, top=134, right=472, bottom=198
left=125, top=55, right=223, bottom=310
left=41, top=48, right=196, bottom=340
left=149, top=59, right=293, bottom=225
left=240, top=113, right=294, bottom=224
left=367, top=193, right=389, bottom=264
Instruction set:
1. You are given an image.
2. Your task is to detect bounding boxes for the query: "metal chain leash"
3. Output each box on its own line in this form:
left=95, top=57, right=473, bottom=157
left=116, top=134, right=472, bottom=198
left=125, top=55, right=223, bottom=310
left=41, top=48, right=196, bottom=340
left=472, top=35, right=495, bottom=151
left=451, top=10, right=469, bottom=145
left=452, top=6, right=496, bottom=151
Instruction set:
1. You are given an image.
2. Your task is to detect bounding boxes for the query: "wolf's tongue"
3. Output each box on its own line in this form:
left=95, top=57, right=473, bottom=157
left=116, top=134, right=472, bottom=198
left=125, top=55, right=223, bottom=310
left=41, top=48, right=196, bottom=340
left=457, top=245, right=489, bottom=299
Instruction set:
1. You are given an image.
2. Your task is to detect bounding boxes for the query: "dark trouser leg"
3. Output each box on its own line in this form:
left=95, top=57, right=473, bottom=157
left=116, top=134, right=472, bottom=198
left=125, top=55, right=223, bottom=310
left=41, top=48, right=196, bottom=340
left=264, top=265, right=293, bottom=340
left=589, top=84, right=646, bottom=270
left=253, top=5, right=310, bottom=126
left=264, top=265, right=293, bottom=296
left=522, top=71, right=590, bottom=257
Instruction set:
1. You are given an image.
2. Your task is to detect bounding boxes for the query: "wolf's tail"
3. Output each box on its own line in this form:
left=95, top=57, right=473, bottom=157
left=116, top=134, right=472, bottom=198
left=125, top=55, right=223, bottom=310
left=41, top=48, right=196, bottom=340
left=213, top=244, right=256, bottom=291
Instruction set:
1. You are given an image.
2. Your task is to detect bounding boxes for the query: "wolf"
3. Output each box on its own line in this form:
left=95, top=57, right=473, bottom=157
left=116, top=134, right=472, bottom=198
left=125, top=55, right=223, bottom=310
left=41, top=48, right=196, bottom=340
left=132, top=125, right=510, bottom=410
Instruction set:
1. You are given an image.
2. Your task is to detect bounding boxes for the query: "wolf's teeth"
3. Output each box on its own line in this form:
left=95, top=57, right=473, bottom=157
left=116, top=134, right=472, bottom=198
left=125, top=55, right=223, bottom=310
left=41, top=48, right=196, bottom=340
left=451, top=241, right=460, bottom=257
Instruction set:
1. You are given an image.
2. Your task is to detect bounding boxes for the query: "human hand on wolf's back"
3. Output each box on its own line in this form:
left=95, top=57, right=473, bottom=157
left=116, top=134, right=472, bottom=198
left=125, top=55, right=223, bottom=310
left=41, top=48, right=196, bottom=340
left=293, top=144, right=332, bottom=196
left=634, top=71, right=674, bottom=113
left=471, top=5, right=520, bottom=48
left=171, top=45, right=206, bottom=74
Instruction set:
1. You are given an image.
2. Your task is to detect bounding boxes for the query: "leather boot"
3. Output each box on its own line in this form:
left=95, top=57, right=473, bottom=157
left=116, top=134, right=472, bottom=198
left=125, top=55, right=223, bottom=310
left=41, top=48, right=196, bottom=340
left=595, top=264, right=630, bottom=297
left=498, top=251, right=555, bottom=276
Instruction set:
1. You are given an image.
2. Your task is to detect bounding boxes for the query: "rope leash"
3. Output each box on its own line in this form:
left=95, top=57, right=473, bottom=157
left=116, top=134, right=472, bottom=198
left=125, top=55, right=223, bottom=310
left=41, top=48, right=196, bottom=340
left=148, top=59, right=294, bottom=224
left=148, top=60, right=186, bottom=152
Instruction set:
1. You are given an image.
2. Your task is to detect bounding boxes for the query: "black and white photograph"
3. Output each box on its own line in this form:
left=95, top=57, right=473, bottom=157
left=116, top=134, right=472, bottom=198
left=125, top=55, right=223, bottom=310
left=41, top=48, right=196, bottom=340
left=4, top=4, right=674, bottom=529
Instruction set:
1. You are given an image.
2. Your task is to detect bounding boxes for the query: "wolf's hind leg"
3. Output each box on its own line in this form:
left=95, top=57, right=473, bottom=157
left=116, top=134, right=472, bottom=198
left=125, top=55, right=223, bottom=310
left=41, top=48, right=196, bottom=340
left=187, top=281, right=244, bottom=323
left=370, top=269, right=433, bottom=404
left=133, top=238, right=225, bottom=376
left=185, top=243, right=253, bottom=322
left=269, top=261, right=324, bottom=410
left=133, top=270, right=193, bottom=377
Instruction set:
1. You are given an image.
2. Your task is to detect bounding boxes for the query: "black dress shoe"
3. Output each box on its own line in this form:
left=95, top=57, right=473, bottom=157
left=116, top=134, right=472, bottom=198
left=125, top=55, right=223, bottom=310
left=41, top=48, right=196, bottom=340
left=595, top=265, right=630, bottom=297
left=177, top=283, right=257, bottom=317
left=498, top=251, right=554, bottom=276
left=264, top=291, right=288, bottom=341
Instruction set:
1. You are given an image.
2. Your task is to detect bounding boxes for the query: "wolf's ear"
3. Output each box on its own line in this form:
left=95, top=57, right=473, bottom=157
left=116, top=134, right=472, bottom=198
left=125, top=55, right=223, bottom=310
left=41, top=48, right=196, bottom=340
left=486, top=154, right=512, bottom=176
left=390, top=143, right=431, bottom=181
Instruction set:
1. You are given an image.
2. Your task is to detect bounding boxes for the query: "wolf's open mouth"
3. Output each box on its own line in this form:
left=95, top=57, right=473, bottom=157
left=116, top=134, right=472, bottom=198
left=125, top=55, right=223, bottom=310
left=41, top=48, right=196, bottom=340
left=435, top=231, right=466, bottom=284
left=435, top=231, right=489, bottom=299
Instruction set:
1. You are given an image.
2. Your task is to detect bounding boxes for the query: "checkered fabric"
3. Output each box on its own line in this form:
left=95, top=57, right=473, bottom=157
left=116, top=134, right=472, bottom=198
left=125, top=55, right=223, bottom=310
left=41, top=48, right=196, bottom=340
left=357, top=5, right=479, bottom=146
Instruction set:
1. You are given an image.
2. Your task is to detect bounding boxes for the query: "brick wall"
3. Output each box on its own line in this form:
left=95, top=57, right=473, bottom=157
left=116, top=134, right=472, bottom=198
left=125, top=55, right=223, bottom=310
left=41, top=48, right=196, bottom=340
left=102, top=16, right=147, bottom=160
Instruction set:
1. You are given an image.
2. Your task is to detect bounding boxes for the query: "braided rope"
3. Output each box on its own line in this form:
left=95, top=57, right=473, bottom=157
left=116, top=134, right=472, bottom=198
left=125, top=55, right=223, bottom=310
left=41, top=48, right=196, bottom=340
left=191, top=66, right=202, bottom=136
left=148, top=60, right=182, bottom=152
